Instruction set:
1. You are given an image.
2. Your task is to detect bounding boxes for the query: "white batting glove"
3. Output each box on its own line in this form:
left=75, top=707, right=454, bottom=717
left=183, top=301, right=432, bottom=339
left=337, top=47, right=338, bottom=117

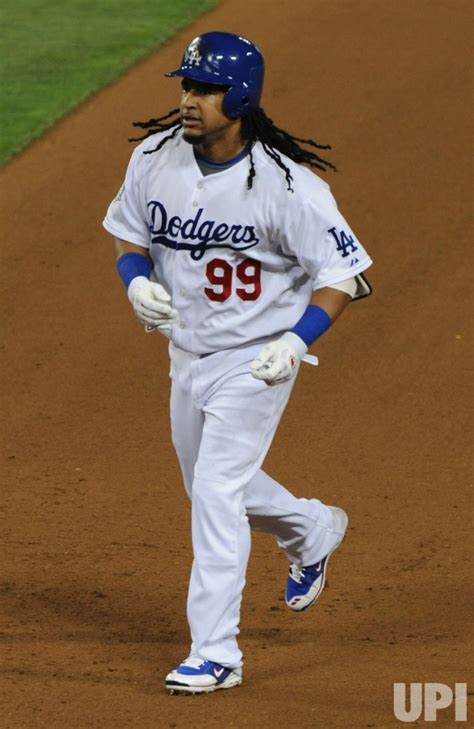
left=127, top=276, right=177, bottom=331
left=250, top=332, right=308, bottom=386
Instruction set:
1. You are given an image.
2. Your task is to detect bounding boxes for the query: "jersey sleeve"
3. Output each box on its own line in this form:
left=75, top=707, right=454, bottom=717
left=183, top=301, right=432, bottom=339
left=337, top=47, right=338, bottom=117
left=286, top=188, right=372, bottom=290
left=102, top=147, right=150, bottom=248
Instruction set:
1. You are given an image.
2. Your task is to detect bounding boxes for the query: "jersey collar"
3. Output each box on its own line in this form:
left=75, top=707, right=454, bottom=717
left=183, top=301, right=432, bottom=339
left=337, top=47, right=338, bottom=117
left=193, top=143, right=251, bottom=170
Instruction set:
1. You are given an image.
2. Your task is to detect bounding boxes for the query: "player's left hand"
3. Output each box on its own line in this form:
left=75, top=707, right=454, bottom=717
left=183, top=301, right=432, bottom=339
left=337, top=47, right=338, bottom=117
left=250, top=332, right=307, bottom=386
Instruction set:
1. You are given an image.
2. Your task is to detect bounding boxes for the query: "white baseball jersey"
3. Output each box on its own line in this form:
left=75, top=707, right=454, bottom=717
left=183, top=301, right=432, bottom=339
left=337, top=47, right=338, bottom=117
left=103, top=130, right=372, bottom=354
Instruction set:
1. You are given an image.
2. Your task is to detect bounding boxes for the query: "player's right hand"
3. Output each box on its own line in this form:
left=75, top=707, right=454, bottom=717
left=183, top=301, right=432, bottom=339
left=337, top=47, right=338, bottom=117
left=127, top=276, right=177, bottom=331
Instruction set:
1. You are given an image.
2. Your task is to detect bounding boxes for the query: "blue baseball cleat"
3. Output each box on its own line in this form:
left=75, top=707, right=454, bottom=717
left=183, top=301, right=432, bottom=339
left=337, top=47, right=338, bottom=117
left=165, top=656, right=242, bottom=694
left=285, top=506, right=348, bottom=612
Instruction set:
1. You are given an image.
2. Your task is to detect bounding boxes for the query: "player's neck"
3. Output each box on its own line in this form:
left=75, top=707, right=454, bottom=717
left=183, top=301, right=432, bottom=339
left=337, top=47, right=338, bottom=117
left=194, top=126, right=245, bottom=164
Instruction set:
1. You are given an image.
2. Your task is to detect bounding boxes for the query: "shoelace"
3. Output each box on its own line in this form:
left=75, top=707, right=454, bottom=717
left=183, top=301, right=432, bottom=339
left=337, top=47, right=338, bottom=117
left=289, top=561, right=323, bottom=584
left=289, top=564, right=305, bottom=584
left=181, top=655, right=207, bottom=669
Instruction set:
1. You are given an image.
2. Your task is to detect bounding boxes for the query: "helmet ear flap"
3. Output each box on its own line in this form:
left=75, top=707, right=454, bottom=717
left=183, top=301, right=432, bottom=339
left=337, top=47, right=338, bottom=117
left=223, top=86, right=255, bottom=119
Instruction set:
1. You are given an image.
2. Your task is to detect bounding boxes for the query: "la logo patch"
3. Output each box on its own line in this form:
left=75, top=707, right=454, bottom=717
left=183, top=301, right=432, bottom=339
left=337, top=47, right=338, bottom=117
left=328, top=226, right=358, bottom=258
left=185, top=39, right=202, bottom=67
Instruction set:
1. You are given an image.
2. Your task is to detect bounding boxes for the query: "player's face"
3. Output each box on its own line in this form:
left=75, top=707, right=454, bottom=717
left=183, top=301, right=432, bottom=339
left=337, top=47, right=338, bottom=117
left=180, top=79, right=240, bottom=147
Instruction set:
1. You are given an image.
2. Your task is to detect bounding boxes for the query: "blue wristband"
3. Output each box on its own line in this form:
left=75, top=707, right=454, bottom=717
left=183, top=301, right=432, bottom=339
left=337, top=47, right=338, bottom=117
left=116, top=252, right=152, bottom=289
left=291, top=305, right=332, bottom=347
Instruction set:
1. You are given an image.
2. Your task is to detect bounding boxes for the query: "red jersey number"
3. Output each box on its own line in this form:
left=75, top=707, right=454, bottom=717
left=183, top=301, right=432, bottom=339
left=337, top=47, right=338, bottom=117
left=236, top=259, right=262, bottom=300
left=204, top=259, right=232, bottom=302
left=205, top=258, right=262, bottom=302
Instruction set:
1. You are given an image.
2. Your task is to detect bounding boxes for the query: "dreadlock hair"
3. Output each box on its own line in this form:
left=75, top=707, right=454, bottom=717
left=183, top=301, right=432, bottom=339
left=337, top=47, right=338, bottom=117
left=242, top=108, right=336, bottom=192
left=129, top=106, right=336, bottom=192
left=129, top=107, right=181, bottom=152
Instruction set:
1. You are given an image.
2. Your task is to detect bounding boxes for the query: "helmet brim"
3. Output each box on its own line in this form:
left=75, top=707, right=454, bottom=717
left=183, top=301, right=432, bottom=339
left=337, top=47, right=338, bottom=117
left=165, top=67, right=233, bottom=84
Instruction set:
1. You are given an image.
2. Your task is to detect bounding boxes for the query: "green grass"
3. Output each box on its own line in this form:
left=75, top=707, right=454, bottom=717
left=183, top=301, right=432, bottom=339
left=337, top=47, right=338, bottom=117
left=0, top=0, right=218, bottom=165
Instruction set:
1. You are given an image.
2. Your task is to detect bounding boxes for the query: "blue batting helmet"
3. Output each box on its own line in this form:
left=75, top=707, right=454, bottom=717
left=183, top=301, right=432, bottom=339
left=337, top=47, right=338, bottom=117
left=166, top=31, right=265, bottom=119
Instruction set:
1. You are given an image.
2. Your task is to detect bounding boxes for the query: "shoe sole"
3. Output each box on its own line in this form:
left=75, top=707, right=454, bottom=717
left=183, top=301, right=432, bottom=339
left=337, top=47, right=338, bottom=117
left=166, top=674, right=243, bottom=695
left=287, top=507, right=348, bottom=612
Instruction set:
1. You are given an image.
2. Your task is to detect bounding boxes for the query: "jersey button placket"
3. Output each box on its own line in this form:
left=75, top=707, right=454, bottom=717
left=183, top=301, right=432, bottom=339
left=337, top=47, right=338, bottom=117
left=186, top=180, right=204, bottom=351
left=192, top=180, right=203, bottom=207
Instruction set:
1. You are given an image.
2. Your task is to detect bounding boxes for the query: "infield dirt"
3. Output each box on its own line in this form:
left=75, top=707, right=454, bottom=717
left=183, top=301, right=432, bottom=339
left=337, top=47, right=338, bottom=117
left=0, top=1, right=472, bottom=727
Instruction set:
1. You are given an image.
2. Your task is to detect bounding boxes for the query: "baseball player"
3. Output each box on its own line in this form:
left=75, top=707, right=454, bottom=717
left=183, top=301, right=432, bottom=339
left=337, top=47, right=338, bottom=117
left=103, top=31, right=372, bottom=694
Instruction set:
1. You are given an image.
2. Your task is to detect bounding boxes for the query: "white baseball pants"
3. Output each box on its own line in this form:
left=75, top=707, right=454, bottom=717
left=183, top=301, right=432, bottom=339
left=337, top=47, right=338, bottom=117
left=169, top=341, right=344, bottom=670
